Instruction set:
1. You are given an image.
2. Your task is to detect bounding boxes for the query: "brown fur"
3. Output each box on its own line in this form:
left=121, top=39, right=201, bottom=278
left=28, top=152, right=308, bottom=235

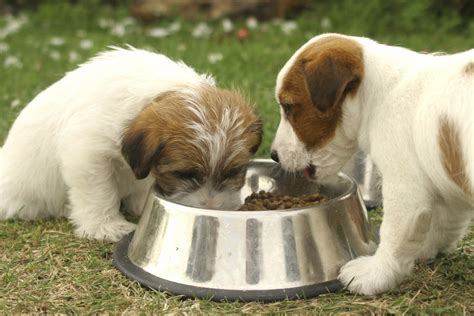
left=464, top=62, right=474, bottom=75
left=438, top=116, right=470, bottom=195
left=121, top=85, right=262, bottom=197
left=278, top=36, right=364, bottom=149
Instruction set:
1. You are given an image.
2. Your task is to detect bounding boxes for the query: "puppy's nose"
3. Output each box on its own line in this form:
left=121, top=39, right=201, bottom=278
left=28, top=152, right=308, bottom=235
left=270, top=150, right=280, bottom=163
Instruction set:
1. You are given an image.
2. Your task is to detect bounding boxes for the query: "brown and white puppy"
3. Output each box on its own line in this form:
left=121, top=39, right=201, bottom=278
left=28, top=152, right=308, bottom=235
left=271, top=33, right=473, bottom=295
left=122, top=85, right=262, bottom=209
left=0, top=47, right=262, bottom=242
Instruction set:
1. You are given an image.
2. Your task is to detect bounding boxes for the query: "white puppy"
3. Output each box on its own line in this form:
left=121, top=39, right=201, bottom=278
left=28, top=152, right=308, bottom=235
left=0, top=47, right=262, bottom=242
left=271, top=33, right=473, bottom=295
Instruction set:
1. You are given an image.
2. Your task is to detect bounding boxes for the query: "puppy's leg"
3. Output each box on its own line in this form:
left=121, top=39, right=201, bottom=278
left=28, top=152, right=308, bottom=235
left=338, top=177, right=433, bottom=295
left=121, top=178, right=154, bottom=217
left=62, top=157, right=136, bottom=242
left=427, top=201, right=472, bottom=255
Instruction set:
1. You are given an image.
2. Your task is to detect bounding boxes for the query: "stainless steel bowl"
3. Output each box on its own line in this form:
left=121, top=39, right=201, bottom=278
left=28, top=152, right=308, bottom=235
left=114, top=159, right=377, bottom=302
left=342, top=151, right=383, bottom=208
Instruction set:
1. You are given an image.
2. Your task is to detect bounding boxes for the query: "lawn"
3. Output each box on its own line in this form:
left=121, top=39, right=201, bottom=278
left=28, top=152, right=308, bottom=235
left=0, top=0, right=473, bottom=314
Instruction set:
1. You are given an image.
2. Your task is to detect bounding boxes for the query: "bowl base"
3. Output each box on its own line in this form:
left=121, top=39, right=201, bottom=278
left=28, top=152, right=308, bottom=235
left=113, top=232, right=344, bottom=302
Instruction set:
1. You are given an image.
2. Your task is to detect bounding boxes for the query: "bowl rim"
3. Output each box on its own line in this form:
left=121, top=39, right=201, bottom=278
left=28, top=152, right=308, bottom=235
left=154, top=159, right=358, bottom=214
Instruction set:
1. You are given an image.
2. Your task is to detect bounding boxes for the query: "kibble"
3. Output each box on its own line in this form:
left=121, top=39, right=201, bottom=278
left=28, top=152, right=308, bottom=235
left=239, top=190, right=327, bottom=211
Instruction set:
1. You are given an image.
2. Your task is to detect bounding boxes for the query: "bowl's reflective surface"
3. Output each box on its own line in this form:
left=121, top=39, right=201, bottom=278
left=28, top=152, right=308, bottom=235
left=124, top=160, right=377, bottom=294
left=343, top=151, right=382, bottom=208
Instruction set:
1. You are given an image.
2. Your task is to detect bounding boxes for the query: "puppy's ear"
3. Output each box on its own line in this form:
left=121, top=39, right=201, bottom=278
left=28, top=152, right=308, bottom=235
left=302, top=48, right=363, bottom=113
left=121, top=128, right=165, bottom=180
left=246, top=118, right=263, bottom=154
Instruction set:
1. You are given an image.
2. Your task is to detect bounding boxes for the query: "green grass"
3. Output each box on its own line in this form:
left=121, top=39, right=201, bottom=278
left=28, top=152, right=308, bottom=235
left=0, top=1, right=473, bottom=314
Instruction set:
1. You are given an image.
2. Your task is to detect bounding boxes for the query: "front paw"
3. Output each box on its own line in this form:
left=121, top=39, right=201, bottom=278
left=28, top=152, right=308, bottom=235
left=74, top=217, right=136, bottom=242
left=338, top=255, right=407, bottom=295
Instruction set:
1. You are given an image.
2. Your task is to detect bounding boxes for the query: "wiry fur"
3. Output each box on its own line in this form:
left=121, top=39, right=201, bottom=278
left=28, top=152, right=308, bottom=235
left=272, top=33, right=473, bottom=295
left=0, top=47, right=261, bottom=242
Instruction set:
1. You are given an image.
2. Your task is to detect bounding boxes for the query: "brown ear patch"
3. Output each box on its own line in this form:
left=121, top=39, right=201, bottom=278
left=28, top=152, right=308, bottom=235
left=246, top=118, right=263, bottom=154
left=438, top=115, right=471, bottom=195
left=121, top=108, right=168, bottom=179
left=301, top=38, right=364, bottom=113
left=278, top=35, right=364, bottom=149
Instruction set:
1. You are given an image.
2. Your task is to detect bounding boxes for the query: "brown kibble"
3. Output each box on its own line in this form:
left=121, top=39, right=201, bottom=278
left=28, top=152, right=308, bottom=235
left=246, top=204, right=258, bottom=211
left=238, top=190, right=327, bottom=211
left=267, top=203, right=278, bottom=210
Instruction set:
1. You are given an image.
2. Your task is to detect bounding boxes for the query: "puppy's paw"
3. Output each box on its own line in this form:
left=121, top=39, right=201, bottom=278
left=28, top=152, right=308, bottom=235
left=338, top=255, right=406, bottom=295
left=74, top=217, right=136, bottom=242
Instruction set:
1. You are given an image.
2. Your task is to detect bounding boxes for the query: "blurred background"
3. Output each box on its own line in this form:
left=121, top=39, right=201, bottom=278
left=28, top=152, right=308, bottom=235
left=1, top=0, right=473, bottom=156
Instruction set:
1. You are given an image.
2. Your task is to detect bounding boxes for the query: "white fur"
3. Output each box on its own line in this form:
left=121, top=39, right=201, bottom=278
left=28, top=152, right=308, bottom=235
left=186, top=102, right=246, bottom=174
left=272, top=33, right=473, bottom=295
left=0, top=47, right=237, bottom=242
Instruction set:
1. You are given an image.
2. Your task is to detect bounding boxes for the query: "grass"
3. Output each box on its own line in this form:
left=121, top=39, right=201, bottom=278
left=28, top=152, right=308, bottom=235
left=0, top=0, right=473, bottom=314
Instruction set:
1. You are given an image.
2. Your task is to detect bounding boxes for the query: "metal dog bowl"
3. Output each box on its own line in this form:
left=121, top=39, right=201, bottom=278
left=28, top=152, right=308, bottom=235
left=114, top=159, right=377, bottom=302
left=342, top=151, right=383, bottom=208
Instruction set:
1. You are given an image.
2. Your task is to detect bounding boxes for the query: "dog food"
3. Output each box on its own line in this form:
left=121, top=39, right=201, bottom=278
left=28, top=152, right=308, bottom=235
left=239, top=190, right=327, bottom=211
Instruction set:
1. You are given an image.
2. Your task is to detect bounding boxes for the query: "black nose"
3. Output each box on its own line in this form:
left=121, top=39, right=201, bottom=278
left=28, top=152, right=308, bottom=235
left=270, top=150, right=279, bottom=163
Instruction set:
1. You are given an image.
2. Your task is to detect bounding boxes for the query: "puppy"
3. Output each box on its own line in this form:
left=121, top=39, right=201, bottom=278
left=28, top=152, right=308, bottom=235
left=0, top=47, right=262, bottom=242
left=271, top=33, right=473, bottom=295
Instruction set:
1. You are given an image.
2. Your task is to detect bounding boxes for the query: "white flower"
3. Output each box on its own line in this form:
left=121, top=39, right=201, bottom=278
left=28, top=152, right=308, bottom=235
left=79, top=39, right=93, bottom=50
left=0, top=14, right=28, bottom=39
left=121, top=17, right=135, bottom=26
left=208, top=52, right=223, bottom=64
left=148, top=27, right=169, bottom=38
left=168, top=21, right=181, bottom=33
left=10, top=99, right=21, bottom=108
left=222, top=18, right=233, bottom=33
left=0, top=42, right=9, bottom=53
left=246, top=16, right=258, bottom=29
left=69, top=51, right=79, bottom=62
left=280, top=20, right=298, bottom=34
left=192, top=22, right=212, bottom=38
left=98, top=17, right=113, bottom=29
left=111, top=18, right=137, bottom=37
left=321, top=17, right=331, bottom=29
left=49, top=37, right=65, bottom=46
left=111, top=24, right=126, bottom=37
left=4, top=55, right=22, bottom=68
left=49, top=50, right=61, bottom=60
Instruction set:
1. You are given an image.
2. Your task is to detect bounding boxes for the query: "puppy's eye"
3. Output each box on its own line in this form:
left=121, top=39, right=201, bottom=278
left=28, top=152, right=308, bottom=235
left=172, top=169, right=200, bottom=180
left=223, top=167, right=244, bottom=180
left=281, top=103, right=292, bottom=117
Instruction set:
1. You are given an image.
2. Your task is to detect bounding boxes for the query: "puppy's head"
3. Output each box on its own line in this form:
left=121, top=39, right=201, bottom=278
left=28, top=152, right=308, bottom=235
left=271, top=34, right=364, bottom=180
left=122, top=85, right=262, bottom=210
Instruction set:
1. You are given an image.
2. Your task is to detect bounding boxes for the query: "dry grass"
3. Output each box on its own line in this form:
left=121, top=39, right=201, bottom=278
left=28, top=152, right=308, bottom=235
left=1, top=213, right=472, bottom=314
